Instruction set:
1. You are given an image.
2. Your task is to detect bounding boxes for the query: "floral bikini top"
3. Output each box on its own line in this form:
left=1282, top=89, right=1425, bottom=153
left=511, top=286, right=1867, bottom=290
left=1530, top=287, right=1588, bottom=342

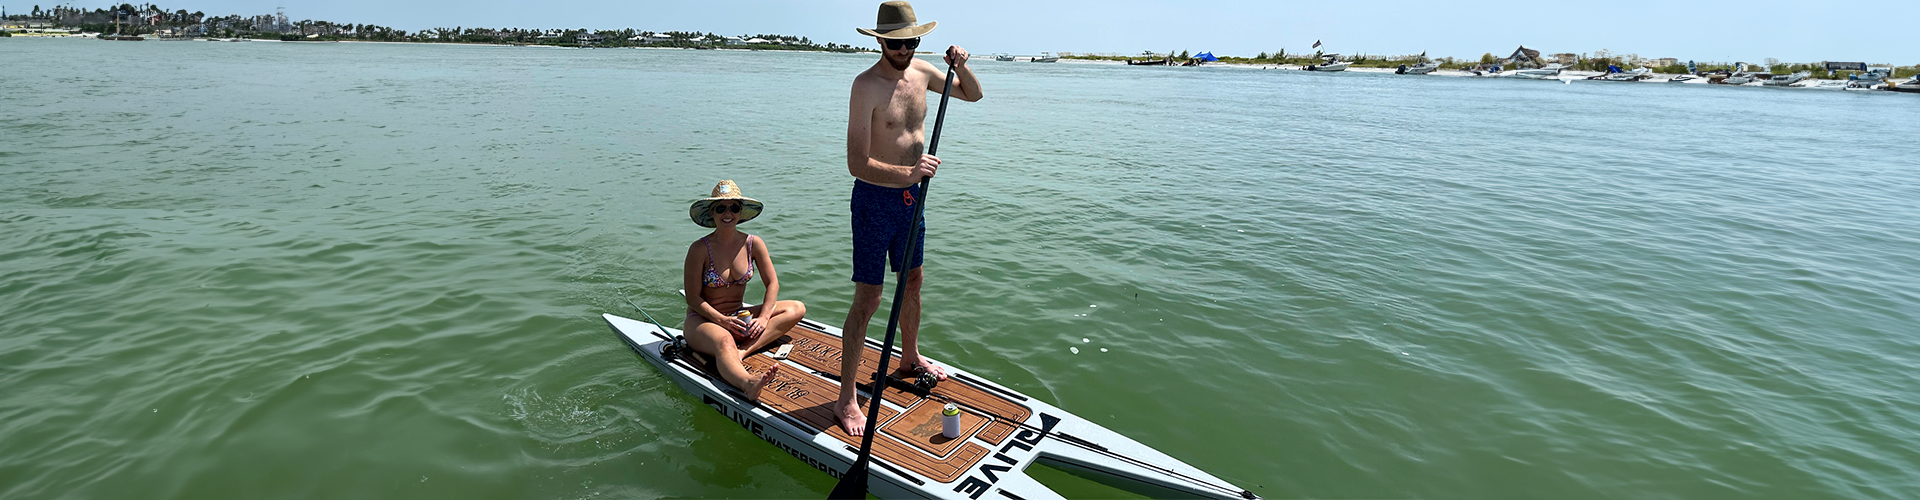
left=702, top=235, right=756, bottom=288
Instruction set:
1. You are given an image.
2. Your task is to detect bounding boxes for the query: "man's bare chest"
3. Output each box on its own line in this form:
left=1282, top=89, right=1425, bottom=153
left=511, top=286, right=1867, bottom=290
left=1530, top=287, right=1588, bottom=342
left=877, top=83, right=928, bottom=131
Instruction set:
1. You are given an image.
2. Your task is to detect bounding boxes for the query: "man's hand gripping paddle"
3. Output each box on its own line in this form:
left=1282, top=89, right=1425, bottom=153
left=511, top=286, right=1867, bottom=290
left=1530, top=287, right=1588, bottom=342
left=828, top=63, right=958, bottom=499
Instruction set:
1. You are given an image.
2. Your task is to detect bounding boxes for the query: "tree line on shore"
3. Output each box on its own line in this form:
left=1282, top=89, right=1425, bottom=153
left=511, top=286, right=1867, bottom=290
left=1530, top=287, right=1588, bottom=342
left=2, top=2, right=870, bottom=52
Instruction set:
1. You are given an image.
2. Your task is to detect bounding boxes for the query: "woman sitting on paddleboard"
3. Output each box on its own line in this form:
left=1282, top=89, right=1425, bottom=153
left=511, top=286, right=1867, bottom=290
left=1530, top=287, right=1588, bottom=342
left=683, top=180, right=806, bottom=401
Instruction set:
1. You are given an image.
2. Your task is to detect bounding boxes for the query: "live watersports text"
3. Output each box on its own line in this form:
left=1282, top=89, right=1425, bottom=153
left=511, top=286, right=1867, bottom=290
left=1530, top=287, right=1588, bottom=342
left=953, top=413, right=1062, bottom=499
left=703, top=395, right=843, bottom=479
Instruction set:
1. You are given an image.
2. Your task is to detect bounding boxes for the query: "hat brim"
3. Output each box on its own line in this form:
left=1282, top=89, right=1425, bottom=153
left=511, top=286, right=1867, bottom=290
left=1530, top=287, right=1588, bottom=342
left=690, top=198, right=764, bottom=228
left=856, top=21, right=936, bottom=40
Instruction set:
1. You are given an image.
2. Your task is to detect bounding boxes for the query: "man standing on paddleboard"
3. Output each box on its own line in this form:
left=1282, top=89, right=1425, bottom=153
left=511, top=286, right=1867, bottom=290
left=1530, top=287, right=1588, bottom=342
left=836, top=0, right=983, bottom=437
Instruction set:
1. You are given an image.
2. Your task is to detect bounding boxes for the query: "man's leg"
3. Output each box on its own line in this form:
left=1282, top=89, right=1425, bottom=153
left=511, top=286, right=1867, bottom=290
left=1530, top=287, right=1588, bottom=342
left=897, top=267, right=947, bottom=380
left=836, top=283, right=884, bottom=436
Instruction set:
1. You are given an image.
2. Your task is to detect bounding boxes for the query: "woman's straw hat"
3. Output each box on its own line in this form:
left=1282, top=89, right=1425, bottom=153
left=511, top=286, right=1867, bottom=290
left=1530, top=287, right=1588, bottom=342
left=855, top=1, right=937, bottom=40
left=688, top=180, right=764, bottom=228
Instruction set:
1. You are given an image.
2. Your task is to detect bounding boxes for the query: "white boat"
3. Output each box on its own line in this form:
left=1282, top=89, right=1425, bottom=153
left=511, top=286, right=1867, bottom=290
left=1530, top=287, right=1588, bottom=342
left=604, top=311, right=1261, bottom=500
left=1762, top=71, right=1812, bottom=87
left=1505, top=63, right=1565, bottom=79
left=1305, top=56, right=1349, bottom=72
left=1841, top=68, right=1891, bottom=90
left=1707, top=63, right=1755, bottom=85
left=1029, top=52, right=1058, bottom=63
left=1847, top=67, right=1893, bottom=86
left=1395, top=62, right=1438, bottom=75
left=1889, top=75, right=1920, bottom=93
left=993, top=53, right=1014, bottom=62
left=1587, top=65, right=1652, bottom=82
left=1667, top=74, right=1703, bottom=83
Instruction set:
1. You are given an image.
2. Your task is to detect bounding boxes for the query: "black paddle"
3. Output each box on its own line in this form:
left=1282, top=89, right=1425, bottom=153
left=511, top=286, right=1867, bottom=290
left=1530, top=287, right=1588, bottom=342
left=828, top=62, right=959, bottom=500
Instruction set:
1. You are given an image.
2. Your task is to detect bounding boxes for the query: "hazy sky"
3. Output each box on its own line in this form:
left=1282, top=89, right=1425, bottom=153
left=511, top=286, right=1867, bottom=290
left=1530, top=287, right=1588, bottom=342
left=11, top=0, right=1915, bottom=64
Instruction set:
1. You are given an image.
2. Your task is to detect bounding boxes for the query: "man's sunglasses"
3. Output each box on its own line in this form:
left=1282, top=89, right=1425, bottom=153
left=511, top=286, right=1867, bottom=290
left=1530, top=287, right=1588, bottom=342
left=712, top=203, right=742, bottom=214
left=884, top=38, right=921, bottom=51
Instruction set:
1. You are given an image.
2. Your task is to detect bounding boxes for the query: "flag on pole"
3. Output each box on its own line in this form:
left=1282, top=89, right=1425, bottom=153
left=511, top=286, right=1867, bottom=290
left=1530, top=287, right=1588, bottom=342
left=1312, top=40, right=1322, bottom=49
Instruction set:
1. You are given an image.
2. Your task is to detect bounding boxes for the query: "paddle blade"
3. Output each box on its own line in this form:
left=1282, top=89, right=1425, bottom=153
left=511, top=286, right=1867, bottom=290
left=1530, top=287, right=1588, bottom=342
left=826, top=461, right=869, bottom=499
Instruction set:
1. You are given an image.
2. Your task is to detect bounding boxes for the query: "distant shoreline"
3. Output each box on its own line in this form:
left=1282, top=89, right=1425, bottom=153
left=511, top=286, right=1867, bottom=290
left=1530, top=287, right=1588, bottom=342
left=10, top=35, right=1912, bottom=91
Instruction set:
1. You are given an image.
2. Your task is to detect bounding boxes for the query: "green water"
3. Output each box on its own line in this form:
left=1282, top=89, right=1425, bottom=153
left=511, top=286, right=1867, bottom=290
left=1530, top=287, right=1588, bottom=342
left=4, top=38, right=1919, bottom=499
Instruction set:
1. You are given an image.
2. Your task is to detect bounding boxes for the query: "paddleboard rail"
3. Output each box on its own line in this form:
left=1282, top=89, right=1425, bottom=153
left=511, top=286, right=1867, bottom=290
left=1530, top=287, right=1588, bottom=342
left=604, top=311, right=1262, bottom=500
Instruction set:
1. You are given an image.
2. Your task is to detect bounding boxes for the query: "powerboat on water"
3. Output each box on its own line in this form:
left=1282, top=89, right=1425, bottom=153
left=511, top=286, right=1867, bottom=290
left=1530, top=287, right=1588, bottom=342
left=1888, top=75, right=1920, bottom=93
left=1505, top=63, right=1565, bottom=79
left=1305, top=55, right=1349, bottom=72
left=1843, top=68, right=1893, bottom=90
left=1667, top=74, right=1704, bottom=83
left=1762, top=71, right=1812, bottom=87
left=992, top=53, right=1014, bottom=62
left=1029, top=52, right=1059, bottom=63
left=1306, top=61, right=1350, bottom=71
left=1587, top=65, right=1652, bottom=82
left=1711, top=63, right=1759, bottom=85
left=1396, top=62, right=1439, bottom=75
left=1721, top=73, right=1759, bottom=85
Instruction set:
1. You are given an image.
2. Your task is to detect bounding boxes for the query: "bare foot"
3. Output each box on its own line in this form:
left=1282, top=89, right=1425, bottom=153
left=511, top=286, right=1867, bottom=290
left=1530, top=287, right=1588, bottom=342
left=896, top=355, right=949, bottom=381
left=836, top=397, right=867, bottom=437
left=743, top=365, right=781, bottom=402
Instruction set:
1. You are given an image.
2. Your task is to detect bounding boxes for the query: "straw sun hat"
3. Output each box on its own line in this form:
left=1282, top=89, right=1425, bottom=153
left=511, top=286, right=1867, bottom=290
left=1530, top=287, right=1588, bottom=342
left=855, top=1, right=937, bottom=39
left=689, top=180, right=764, bottom=228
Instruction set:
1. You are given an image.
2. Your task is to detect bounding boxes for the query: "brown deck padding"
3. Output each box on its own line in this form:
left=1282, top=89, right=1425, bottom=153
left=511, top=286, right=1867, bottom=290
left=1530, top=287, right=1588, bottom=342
left=680, top=337, right=994, bottom=483
left=781, top=325, right=1034, bottom=427
left=881, top=399, right=991, bottom=458
left=977, top=419, right=1014, bottom=445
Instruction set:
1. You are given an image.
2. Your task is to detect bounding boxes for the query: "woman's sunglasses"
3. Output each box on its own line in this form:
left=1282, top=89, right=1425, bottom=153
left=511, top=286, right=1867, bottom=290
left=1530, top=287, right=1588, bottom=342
left=884, top=38, right=921, bottom=51
left=712, top=203, right=742, bottom=214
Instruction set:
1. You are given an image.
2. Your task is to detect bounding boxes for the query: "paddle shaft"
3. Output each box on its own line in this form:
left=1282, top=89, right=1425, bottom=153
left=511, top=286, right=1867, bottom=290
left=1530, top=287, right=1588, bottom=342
left=830, top=64, right=958, bottom=499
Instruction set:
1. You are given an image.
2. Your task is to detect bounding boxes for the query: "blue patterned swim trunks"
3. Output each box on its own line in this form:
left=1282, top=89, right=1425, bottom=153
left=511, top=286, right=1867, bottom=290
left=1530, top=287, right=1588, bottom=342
left=850, top=179, right=925, bottom=285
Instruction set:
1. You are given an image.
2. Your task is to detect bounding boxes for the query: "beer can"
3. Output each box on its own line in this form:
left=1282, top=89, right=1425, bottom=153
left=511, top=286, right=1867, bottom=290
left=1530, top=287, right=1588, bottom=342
left=941, top=403, right=962, bottom=438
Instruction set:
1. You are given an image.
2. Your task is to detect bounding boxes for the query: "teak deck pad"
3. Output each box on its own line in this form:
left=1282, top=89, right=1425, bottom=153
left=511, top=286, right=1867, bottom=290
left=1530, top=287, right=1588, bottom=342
left=679, top=323, right=1030, bottom=483
left=610, top=311, right=1264, bottom=500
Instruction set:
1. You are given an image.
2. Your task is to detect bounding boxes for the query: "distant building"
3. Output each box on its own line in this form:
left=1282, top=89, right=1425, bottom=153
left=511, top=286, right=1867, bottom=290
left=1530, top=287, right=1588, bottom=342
left=1504, top=46, right=1547, bottom=68
left=1551, top=53, right=1578, bottom=65
left=576, top=32, right=604, bottom=44
left=745, top=37, right=770, bottom=44
left=1644, top=57, right=1678, bottom=68
left=724, top=36, right=744, bottom=45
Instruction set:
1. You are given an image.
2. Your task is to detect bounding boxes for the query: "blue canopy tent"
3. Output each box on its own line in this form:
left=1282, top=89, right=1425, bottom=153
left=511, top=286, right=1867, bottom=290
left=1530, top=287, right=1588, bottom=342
left=1195, top=52, right=1219, bottom=62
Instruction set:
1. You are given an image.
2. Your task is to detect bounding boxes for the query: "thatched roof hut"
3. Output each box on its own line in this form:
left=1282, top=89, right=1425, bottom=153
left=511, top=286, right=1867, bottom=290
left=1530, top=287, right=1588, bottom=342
left=1505, top=46, right=1546, bottom=68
